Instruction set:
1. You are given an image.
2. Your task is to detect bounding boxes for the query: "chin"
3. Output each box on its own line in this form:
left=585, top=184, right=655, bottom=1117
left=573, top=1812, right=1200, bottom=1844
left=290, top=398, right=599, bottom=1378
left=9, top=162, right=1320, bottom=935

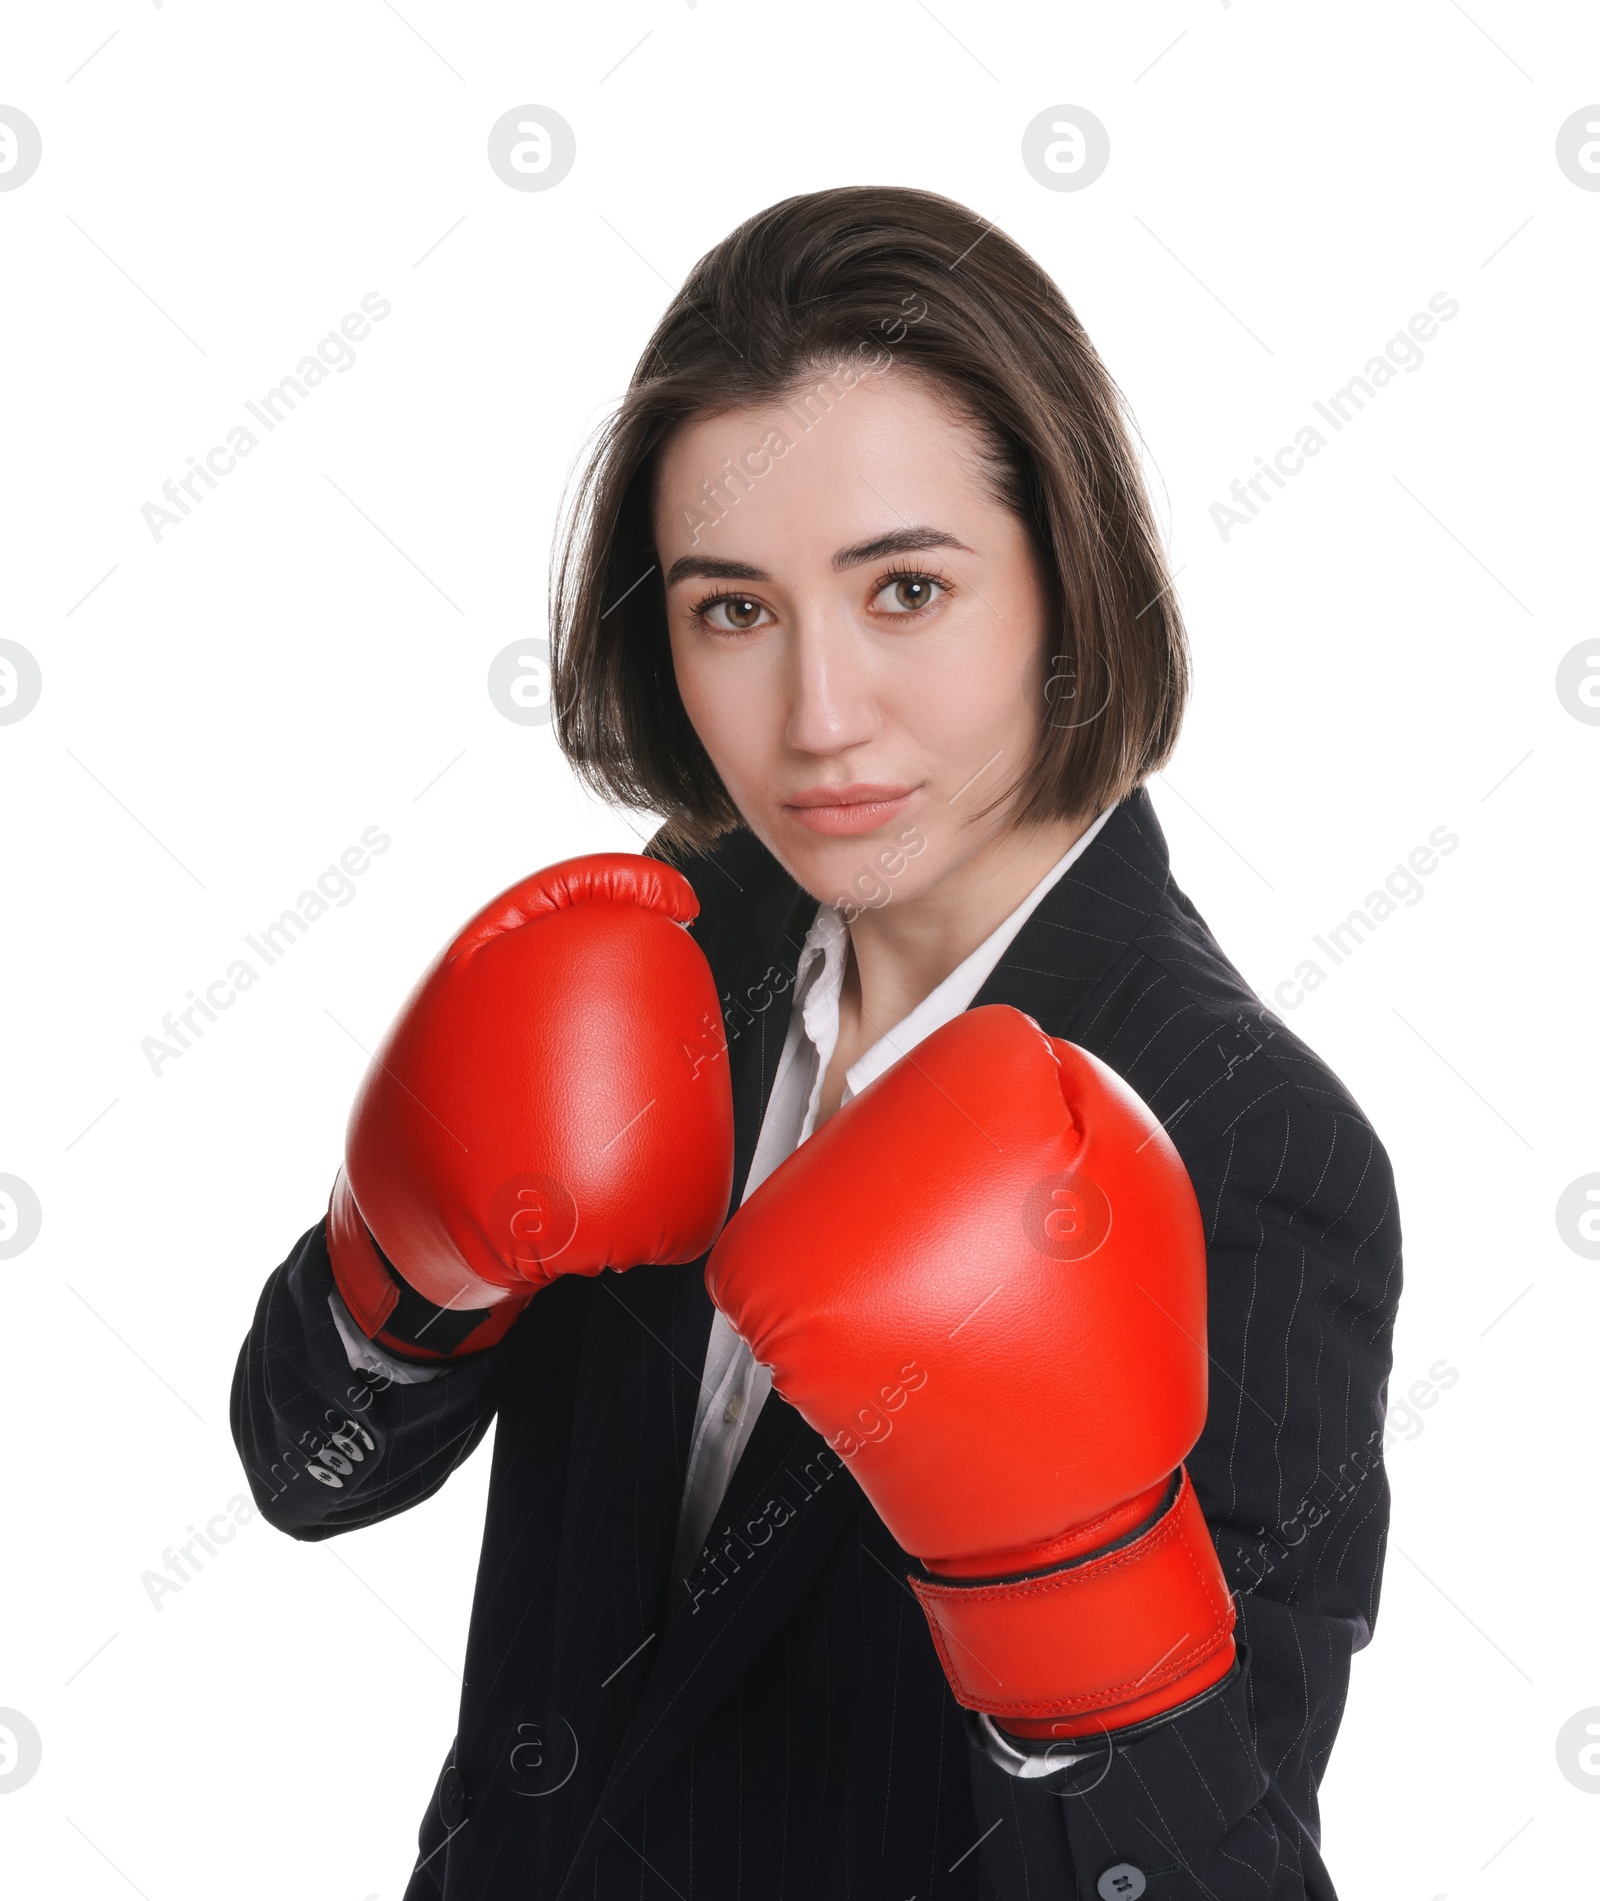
left=775, top=822, right=942, bottom=915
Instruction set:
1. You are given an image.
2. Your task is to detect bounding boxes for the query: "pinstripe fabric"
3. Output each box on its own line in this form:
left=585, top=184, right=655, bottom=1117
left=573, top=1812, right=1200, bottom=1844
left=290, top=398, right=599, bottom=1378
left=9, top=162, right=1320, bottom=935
left=230, top=785, right=1399, bottom=1898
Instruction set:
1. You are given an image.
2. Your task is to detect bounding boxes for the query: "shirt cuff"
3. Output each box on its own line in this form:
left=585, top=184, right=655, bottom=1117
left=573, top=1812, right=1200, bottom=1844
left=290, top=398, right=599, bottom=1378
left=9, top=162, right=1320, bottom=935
left=327, top=1286, right=447, bottom=1385
left=968, top=1709, right=1098, bottom=1779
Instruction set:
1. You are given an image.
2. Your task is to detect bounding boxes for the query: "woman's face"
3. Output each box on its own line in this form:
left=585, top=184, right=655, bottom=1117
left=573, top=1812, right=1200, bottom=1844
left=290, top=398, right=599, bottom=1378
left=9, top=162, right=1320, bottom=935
left=653, top=368, right=1058, bottom=910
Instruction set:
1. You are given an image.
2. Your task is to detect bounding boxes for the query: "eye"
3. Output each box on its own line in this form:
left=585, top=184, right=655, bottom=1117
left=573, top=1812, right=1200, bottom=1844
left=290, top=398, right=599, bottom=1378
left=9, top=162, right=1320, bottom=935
left=870, top=571, right=947, bottom=615
left=694, top=593, right=774, bottom=633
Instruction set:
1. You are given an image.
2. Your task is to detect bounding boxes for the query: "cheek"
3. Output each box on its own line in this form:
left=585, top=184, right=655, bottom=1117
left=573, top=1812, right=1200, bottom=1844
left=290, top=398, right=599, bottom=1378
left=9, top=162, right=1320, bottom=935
left=668, top=629, right=778, bottom=783
left=895, top=611, right=1045, bottom=756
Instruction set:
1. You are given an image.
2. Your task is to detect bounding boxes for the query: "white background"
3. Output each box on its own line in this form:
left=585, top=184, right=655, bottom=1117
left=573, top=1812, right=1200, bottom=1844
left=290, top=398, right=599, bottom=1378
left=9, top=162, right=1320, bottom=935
left=2, top=4, right=1597, bottom=1897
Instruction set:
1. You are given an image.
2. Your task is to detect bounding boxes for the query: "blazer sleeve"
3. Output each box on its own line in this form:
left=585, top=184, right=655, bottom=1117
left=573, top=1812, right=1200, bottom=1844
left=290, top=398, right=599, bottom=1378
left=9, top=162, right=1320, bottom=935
left=970, top=1099, right=1402, bottom=1900
left=229, top=1220, right=506, bottom=1541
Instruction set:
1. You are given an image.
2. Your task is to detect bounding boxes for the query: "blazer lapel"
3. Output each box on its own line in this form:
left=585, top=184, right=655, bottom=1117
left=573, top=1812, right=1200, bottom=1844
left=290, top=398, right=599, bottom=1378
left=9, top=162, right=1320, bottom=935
left=969, top=787, right=1175, bottom=1027
left=719, top=870, right=817, bottom=1219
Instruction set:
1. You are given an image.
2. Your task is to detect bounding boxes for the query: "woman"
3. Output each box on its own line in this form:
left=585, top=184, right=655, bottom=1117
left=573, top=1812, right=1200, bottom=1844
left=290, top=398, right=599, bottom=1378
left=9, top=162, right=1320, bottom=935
left=232, top=186, right=1400, bottom=1898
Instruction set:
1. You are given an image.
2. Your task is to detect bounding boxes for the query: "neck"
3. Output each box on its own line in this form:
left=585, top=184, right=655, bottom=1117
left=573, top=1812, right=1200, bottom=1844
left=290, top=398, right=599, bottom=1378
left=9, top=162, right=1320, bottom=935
left=840, top=812, right=1091, bottom=1049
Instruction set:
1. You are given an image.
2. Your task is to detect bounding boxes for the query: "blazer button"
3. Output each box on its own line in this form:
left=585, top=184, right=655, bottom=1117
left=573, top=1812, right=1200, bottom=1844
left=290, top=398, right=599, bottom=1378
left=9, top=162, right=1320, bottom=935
left=438, top=1764, right=469, bottom=1829
left=1097, top=1865, right=1146, bottom=1900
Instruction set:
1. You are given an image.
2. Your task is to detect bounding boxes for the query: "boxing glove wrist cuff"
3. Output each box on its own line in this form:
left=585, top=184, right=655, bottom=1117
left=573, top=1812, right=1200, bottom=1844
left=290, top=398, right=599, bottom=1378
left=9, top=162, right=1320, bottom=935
left=910, top=1467, right=1237, bottom=1728
left=326, top=1173, right=521, bottom=1361
left=971, top=1653, right=1244, bottom=1773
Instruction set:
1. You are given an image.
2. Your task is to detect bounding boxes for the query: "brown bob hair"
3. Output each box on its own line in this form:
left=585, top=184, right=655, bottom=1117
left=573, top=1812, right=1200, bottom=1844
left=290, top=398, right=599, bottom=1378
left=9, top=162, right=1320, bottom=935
left=550, top=184, right=1187, bottom=855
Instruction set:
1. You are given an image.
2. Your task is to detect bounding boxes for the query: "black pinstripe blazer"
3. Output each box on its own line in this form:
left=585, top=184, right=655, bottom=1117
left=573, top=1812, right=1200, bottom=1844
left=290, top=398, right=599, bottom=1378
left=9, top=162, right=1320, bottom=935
left=231, top=785, right=1401, bottom=1899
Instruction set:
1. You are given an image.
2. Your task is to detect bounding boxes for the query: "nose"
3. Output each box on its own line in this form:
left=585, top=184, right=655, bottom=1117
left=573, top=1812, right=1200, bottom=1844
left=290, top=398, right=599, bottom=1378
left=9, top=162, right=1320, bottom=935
left=783, top=600, right=880, bottom=759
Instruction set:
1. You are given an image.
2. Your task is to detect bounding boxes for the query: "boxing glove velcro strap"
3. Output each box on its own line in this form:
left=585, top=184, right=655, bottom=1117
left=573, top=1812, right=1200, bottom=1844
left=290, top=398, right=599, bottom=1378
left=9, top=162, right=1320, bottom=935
left=325, top=1173, right=503, bottom=1360
left=377, top=1257, right=500, bottom=1357
left=909, top=1467, right=1236, bottom=1723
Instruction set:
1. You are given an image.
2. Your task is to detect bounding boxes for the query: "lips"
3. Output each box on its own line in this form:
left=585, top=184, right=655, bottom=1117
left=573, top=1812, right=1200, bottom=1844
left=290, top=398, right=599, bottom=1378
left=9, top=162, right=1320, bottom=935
left=782, top=783, right=918, bottom=837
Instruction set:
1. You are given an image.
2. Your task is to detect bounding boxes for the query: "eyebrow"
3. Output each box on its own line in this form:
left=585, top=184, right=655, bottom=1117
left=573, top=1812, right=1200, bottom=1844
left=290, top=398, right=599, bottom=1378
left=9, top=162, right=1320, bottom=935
left=663, top=525, right=973, bottom=589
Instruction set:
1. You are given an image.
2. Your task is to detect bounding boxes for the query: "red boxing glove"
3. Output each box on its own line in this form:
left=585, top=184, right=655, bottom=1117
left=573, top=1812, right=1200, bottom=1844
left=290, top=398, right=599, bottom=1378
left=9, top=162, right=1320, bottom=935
left=706, top=1004, right=1235, bottom=1740
left=328, top=853, right=734, bottom=1361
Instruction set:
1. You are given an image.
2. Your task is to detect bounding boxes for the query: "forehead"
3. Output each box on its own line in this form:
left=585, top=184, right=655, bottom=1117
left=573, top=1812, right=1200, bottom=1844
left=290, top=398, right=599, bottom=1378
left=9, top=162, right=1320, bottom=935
left=651, top=369, right=1000, bottom=563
